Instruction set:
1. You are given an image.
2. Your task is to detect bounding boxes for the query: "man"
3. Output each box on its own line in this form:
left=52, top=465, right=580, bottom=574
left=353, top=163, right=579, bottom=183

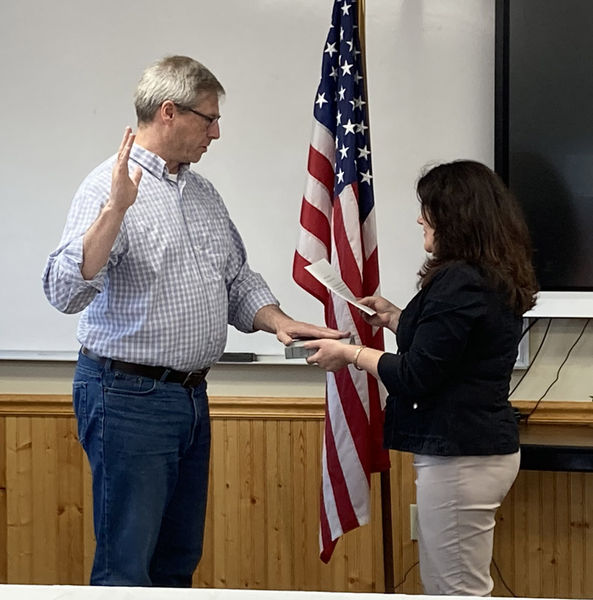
left=43, top=55, right=344, bottom=587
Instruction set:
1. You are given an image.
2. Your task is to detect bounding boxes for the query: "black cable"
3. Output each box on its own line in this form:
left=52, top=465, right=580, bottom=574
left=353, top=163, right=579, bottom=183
left=492, top=556, right=517, bottom=597
left=508, top=318, right=552, bottom=398
left=393, top=560, right=419, bottom=592
left=525, top=318, right=590, bottom=422
left=518, top=316, right=540, bottom=342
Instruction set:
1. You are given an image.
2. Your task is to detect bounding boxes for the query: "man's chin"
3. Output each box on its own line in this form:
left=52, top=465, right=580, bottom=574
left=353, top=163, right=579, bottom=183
left=192, top=148, right=208, bottom=163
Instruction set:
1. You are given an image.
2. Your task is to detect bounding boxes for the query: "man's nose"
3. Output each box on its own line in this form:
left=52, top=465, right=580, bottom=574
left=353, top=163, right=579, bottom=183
left=208, top=120, right=221, bottom=140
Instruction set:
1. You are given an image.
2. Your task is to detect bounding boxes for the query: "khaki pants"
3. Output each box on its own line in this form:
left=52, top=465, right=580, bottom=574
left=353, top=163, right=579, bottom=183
left=414, top=451, right=520, bottom=596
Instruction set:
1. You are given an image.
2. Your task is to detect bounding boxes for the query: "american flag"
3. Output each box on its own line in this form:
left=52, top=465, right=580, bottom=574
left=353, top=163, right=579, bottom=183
left=293, top=0, right=390, bottom=562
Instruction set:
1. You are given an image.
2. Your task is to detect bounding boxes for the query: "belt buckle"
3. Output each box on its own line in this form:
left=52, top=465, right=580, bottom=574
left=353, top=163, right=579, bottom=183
left=182, top=371, right=195, bottom=388
left=181, top=368, right=209, bottom=388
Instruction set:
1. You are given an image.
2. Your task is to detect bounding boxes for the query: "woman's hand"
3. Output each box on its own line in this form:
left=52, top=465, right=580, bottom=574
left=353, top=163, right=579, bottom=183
left=303, top=338, right=355, bottom=372
left=359, top=296, right=402, bottom=333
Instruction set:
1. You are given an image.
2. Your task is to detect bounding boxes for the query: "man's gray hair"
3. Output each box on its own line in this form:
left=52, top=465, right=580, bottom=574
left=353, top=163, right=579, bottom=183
left=134, top=56, right=225, bottom=124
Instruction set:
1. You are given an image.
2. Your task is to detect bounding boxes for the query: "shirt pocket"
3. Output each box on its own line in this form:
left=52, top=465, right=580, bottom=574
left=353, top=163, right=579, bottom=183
left=125, top=211, right=185, bottom=282
left=187, top=222, right=230, bottom=281
left=202, top=234, right=229, bottom=276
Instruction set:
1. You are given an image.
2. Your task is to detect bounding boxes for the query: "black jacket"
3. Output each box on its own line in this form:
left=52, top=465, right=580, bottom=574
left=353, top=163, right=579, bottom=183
left=379, top=261, right=520, bottom=456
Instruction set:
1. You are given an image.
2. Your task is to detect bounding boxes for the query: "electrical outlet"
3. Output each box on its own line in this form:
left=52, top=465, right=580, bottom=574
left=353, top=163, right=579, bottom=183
left=410, top=504, right=418, bottom=540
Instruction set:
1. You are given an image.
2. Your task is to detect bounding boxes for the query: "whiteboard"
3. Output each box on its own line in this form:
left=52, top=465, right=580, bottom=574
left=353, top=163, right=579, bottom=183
left=0, top=0, right=495, bottom=359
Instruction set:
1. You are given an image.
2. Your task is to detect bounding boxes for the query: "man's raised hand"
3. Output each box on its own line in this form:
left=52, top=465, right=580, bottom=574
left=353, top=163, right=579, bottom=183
left=109, top=127, right=143, bottom=213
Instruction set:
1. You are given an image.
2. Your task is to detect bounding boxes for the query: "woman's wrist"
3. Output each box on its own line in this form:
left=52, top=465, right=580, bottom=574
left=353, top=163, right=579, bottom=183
left=352, top=345, right=367, bottom=370
left=389, top=309, right=402, bottom=333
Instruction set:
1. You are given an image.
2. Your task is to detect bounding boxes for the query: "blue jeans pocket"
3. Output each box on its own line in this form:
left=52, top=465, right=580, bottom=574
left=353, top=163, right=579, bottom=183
left=104, top=371, right=158, bottom=396
left=73, top=381, right=89, bottom=450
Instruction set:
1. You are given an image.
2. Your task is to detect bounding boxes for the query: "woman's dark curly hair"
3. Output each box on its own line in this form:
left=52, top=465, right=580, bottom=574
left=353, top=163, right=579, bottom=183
left=417, top=160, right=538, bottom=315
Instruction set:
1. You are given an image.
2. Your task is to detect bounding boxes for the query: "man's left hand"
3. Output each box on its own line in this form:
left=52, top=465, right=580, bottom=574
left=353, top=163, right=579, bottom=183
left=253, top=305, right=349, bottom=346
left=275, top=319, right=349, bottom=346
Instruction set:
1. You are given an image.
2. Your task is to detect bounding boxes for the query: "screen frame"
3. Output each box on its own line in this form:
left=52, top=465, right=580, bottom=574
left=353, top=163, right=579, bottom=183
left=494, top=0, right=593, bottom=317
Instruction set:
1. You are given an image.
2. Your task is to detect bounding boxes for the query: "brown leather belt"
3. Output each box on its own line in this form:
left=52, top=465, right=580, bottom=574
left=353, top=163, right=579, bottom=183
left=81, top=346, right=209, bottom=389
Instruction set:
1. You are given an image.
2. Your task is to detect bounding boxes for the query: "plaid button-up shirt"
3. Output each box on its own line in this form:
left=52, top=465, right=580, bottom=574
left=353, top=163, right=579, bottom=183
left=43, top=144, right=277, bottom=370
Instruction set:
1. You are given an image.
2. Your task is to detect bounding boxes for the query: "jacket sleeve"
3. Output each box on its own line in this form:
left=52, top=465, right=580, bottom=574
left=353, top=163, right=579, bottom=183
left=378, top=265, right=488, bottom=398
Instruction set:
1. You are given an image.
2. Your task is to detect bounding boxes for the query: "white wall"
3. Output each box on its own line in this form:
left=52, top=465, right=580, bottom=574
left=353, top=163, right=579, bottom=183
left=0, top=0, right=494, bottom=358
left=0, top=0, right=590, bottom=400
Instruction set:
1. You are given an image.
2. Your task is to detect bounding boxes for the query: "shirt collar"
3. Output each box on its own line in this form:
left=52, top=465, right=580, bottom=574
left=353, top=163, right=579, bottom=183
left=129, top=144, right=190, bottom=180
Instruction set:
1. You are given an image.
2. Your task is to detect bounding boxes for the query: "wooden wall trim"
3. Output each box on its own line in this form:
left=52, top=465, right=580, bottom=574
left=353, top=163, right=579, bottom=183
left=0, top=394, right=326, bottom=419
left=1, top=395, right=592, bottom=423
left=0, top=394, right=73, bottom=417
left=513, top=400, right=593, bottom=424
left=210, top=397, right=325, bottom=420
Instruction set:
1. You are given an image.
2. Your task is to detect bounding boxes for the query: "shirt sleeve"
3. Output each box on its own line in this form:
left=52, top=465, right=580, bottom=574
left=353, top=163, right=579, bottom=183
left=377, top=264, right=488, bottom=398
left=42, top=165, right=127, bottom=314
left=224, top=218, right=278, bottom=333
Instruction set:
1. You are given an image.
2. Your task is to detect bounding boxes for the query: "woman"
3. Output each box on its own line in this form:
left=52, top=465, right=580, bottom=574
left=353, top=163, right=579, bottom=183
left=305, top=160, right=538, bottom=596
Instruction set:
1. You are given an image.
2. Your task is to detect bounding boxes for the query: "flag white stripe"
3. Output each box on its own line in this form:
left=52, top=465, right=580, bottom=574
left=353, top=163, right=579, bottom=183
left=337, top=185, right=364, bottom=271
left=295, top=229, right=330, bottom=265
left=303, top=175, right=332, bottom=221
left=362, top=208, right=378, bottom=260
left=310, top=119, right=336, bottom=164
left=321, top=421, right=342, bottom=538
left=328, top=294, right=370, bottom=417
left=327, top=373, right=370, bottom=525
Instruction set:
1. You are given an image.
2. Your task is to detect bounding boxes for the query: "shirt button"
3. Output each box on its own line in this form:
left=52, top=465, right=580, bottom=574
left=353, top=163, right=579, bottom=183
left=413, top=403, right=418, bottom=410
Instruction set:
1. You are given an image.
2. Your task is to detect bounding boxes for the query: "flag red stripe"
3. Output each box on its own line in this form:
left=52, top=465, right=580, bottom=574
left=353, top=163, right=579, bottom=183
left=332, top=193, right=364, bottom=297
left=307, top=145, right=335, bottom=195
left=319, top=496, right=337, bottom=564
left=332, top=367, right=371, bottom=482
left=323, top=405, right=360, bottom=530
left=299, top=197, right=331, bottom=249
left=363, top=246, right=380, bottom=296
left=293, top=252, right=328, bottom=304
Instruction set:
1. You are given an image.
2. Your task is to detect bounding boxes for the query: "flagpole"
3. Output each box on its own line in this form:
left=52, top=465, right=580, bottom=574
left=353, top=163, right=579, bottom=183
left=357, top=0, right=395, bottom=593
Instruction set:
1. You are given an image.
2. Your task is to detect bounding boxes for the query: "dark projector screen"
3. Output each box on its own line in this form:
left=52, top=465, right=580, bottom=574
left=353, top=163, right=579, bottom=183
left=496, top=0, right=593, bottom=291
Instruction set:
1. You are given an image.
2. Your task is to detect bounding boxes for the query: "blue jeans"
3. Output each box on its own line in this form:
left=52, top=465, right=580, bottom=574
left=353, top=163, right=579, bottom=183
left=73, top=350, right=210, bottom=587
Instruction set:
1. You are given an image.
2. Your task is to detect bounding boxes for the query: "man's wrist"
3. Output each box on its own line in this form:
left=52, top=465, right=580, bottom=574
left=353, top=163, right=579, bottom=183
left=103, top=200, right=128, bottom=219
left=253, top=303, right=287, bottom=333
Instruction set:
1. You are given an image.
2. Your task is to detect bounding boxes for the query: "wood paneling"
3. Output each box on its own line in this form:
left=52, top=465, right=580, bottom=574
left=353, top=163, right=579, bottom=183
left=0, top=395, right=592, bottom=597
left=0, top=418, right=6, bottom=583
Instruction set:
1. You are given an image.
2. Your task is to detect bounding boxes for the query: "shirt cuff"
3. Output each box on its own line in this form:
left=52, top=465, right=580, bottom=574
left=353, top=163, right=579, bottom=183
left=232, top=287, right=279, bottom=333
left=62, top=236, right=107, bottom=291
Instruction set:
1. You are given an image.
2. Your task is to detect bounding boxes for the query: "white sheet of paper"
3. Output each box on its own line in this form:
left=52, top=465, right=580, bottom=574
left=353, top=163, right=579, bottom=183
left=304, top=259, right=376, bottom=316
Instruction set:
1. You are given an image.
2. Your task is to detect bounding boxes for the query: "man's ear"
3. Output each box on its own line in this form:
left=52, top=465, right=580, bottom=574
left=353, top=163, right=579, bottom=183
left=159, top=100, right=176, bottom=123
